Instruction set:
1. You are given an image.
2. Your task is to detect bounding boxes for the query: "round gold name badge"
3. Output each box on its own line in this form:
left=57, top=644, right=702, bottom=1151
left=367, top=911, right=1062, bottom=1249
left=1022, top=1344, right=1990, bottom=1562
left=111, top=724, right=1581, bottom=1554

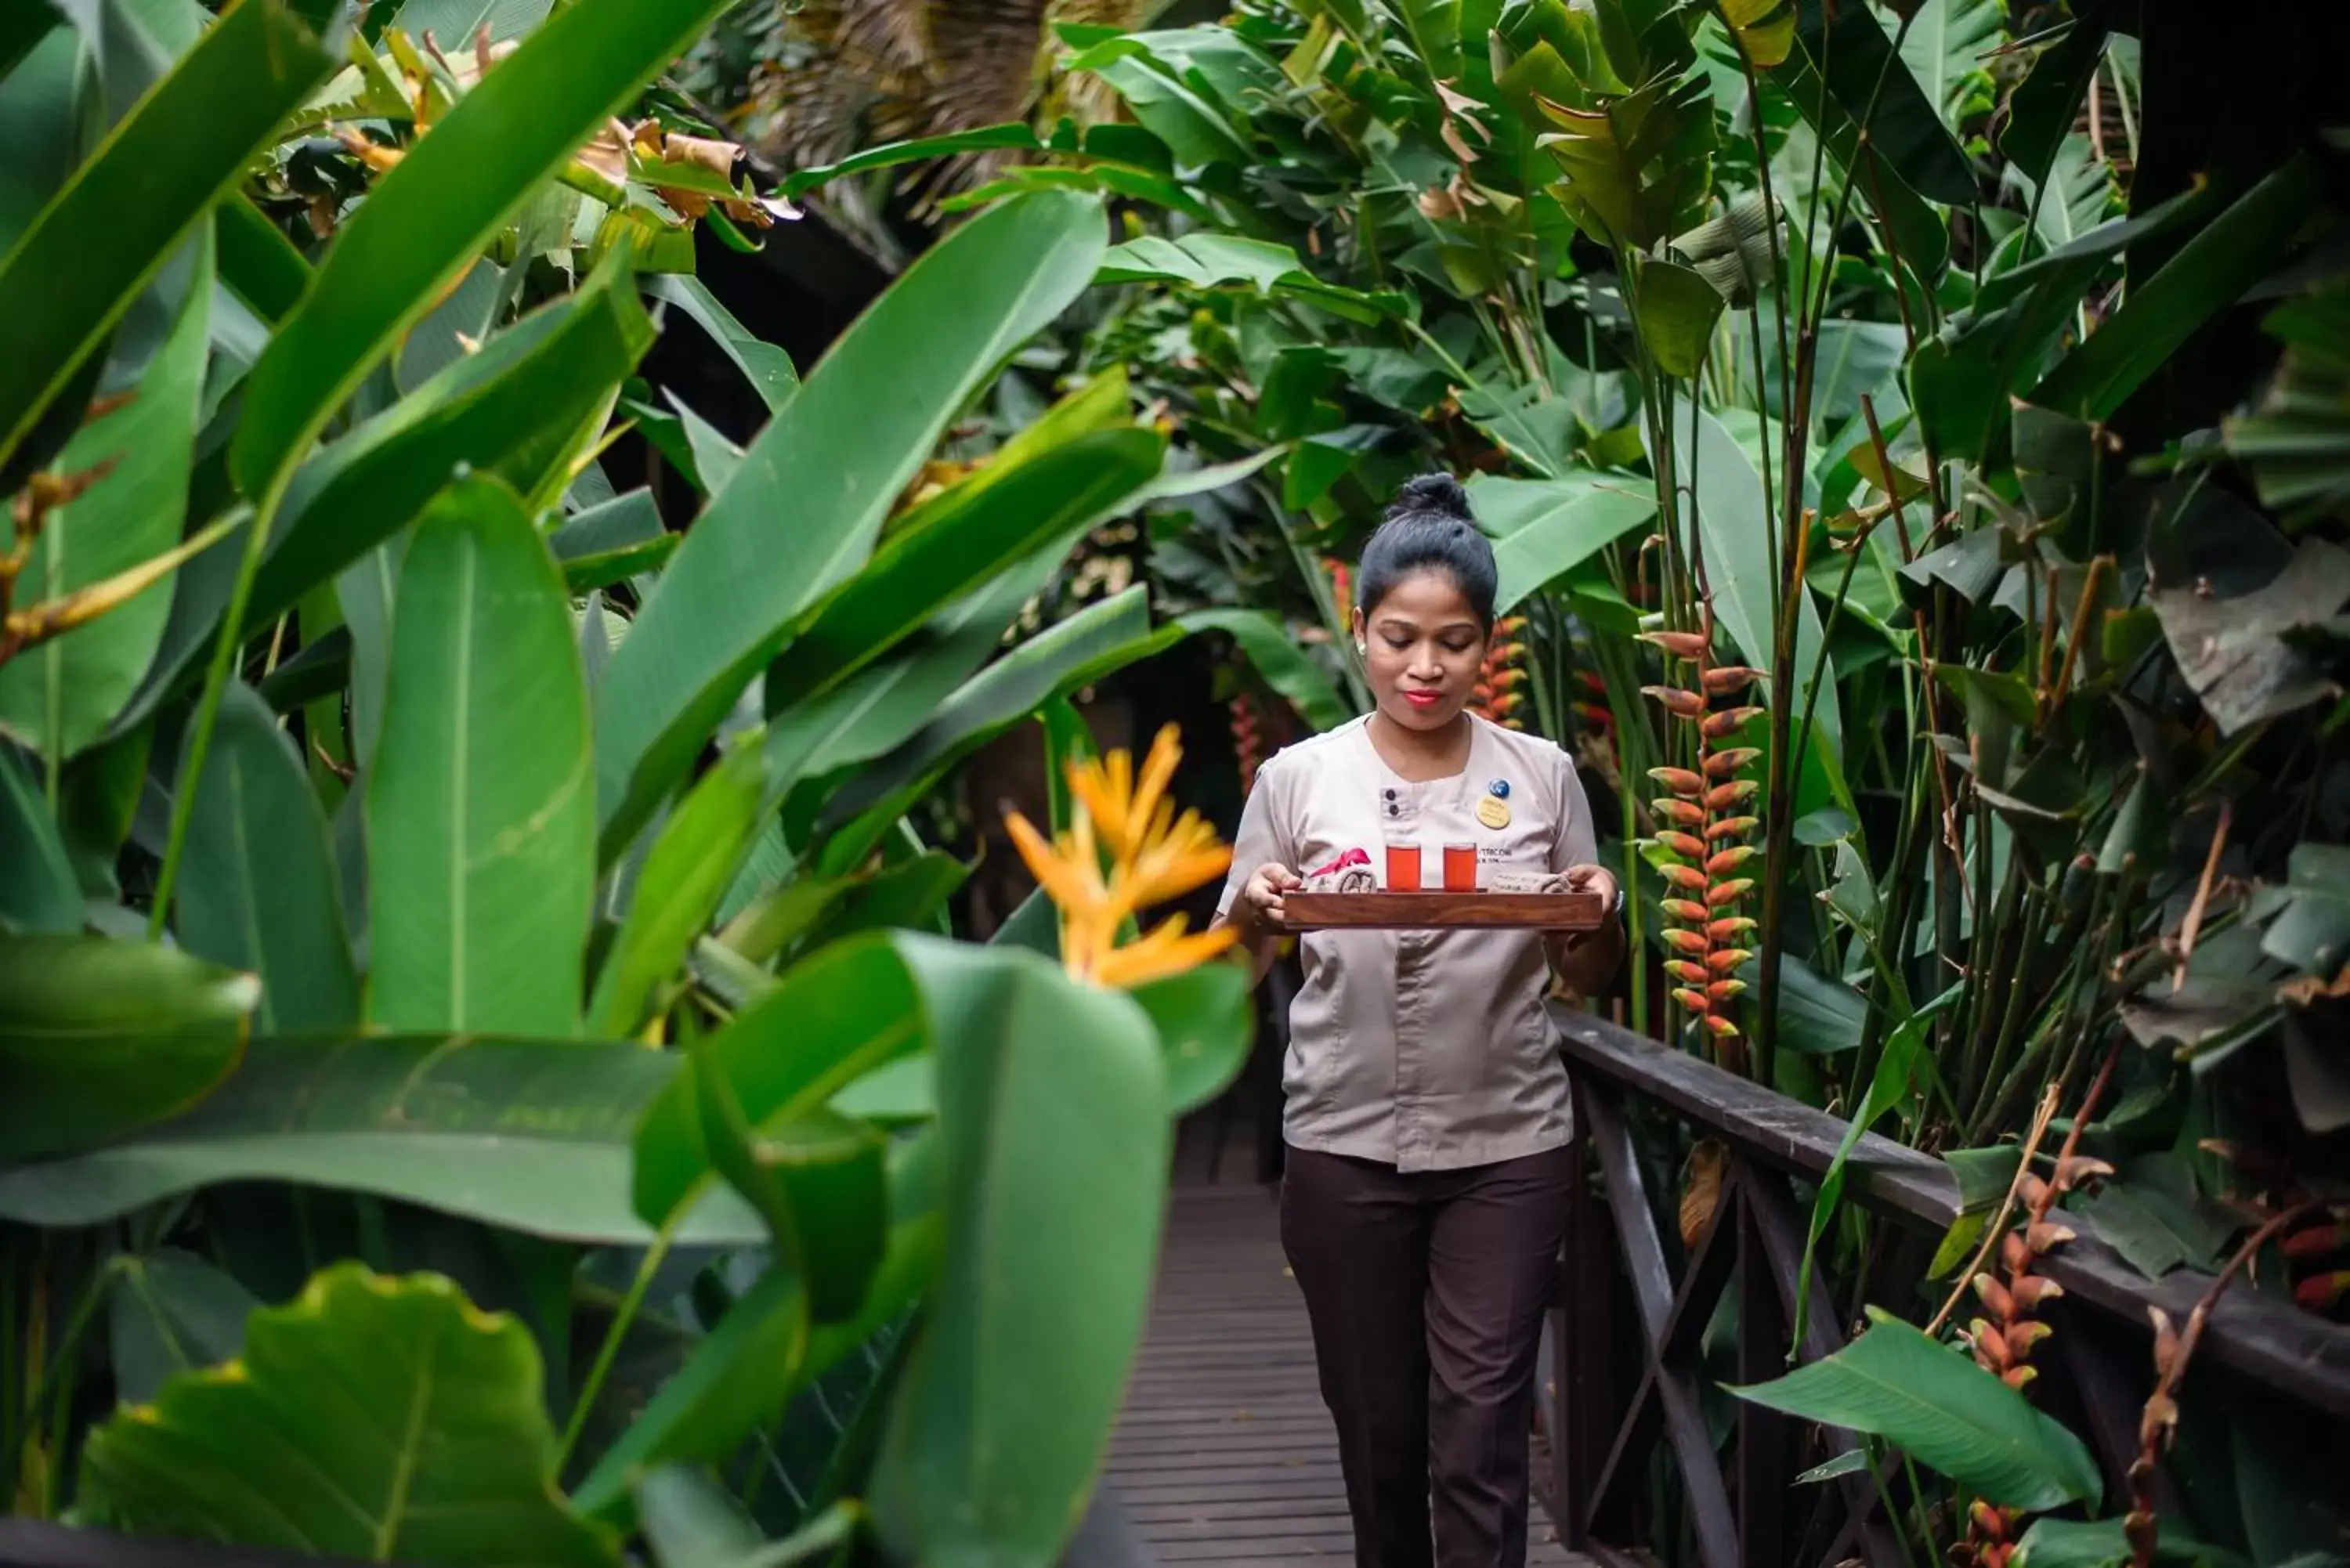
left=1475, top=793, right=1511, bottom=829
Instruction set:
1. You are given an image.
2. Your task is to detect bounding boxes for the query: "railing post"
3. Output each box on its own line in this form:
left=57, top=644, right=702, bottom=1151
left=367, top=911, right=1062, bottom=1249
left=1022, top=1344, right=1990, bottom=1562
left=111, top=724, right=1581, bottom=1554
left=1734, top=1169, right=1788, bottom=1566
left=1551, top=1081, right=1600, bottom=1548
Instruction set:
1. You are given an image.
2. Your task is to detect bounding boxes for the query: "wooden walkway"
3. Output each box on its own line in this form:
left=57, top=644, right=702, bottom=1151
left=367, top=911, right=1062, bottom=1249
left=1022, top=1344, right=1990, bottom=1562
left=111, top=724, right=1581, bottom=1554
left=1108, top=1187, right=1593, bottom=1566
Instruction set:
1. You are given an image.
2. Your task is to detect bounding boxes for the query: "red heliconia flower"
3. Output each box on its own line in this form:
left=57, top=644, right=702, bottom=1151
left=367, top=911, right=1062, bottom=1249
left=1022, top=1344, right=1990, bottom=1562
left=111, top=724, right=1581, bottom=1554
left=2296, top=1270, right=2350, bottom=1311
left=1231, top=693, right=1264, bottom=794
left=1471, top=617, right=1532, bottom=730
left=1631, top=600, right=1766, bottom=1054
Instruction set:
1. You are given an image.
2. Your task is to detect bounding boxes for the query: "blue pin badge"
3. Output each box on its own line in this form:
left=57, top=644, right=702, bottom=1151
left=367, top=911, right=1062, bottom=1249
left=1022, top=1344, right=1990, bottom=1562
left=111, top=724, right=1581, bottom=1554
left=1476, top=777, right=1511, bottom=829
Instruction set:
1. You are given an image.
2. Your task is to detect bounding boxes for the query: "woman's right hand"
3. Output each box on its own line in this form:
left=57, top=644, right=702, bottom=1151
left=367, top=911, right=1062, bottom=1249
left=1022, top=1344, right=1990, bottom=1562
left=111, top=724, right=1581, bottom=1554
left=1236, top=862, right=1303, bottom=934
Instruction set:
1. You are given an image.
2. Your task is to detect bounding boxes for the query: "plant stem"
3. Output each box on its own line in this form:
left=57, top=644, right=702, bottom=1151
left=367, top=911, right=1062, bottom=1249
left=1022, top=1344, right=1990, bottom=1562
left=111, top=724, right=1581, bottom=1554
left=557, top=1228, right=675, bottom=1471
left=2171, top=800, right=2233, bottom=992
left=1956, top=854, right=2026, bottom=1107
left=1967, top=891, right=2052, bottom=1138
left=1867, top=1436, right=1924, bottom=1568
left=0, top=1253, right=117, bottom=1505
left=2129, top=1199, right=2326, bottom=1567
left=1927, top=1083, right=2062, bottom=1339
left=149, top=479, right=295, bottom=941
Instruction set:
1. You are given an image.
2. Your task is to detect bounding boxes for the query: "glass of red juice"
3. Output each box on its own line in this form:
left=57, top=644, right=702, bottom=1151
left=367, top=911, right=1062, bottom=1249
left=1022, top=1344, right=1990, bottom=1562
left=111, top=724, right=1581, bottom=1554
left=1385, top=841, right=1422, bottom=891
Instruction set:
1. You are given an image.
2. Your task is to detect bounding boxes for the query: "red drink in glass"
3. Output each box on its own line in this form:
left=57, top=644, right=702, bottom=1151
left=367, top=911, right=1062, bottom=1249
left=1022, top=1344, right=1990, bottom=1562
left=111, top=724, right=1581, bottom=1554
left=1385, top=841, right=1422, bottom=891
left=1442, top=843, right=1478, bottom=891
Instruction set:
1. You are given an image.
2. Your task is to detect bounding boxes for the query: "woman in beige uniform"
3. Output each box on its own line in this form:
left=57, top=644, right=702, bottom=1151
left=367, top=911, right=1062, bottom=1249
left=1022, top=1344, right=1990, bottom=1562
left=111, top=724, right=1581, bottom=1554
left=1215, top=473, right=1625, bottom=1568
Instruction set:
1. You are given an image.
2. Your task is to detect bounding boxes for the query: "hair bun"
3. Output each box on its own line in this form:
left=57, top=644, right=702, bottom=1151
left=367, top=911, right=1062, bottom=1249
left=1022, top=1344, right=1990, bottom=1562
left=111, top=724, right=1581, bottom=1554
left=1393, top=471, right=1473, bottom=522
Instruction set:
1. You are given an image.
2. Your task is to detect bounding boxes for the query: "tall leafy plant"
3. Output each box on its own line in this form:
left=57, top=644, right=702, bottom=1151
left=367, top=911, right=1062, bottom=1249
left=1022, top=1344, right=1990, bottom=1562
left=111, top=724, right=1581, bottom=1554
left=0, top=2, right=1257, bottom=1563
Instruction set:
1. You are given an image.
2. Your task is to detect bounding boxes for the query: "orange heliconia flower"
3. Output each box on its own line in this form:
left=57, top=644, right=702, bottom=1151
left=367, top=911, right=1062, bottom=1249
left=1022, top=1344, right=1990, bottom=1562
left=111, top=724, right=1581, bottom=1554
left=1004, top=724, right=1238, bottom=989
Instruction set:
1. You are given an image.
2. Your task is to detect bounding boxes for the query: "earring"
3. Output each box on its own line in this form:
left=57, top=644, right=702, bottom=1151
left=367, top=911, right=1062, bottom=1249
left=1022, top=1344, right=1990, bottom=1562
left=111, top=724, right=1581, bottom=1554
left=1355, top=643, right=1368, bottom=658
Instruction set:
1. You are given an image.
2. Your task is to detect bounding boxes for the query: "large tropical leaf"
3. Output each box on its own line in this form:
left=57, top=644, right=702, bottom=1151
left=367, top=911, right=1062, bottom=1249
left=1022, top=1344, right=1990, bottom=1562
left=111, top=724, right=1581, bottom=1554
left=761, top=423, right=1166, bottom=717
left=0, top=5, right=58, bottom=86
left=1128, top=964, right=1256, bottom=1118
left=808, top=586, right=1177, bottom=868
left=1727, top=1312, right=2102, bottom=1512
left=575, top=1135, right=942, bottom=1526
left=248, top=253, right=655, bottom=631
left=0, top=1034, right=764, bottom=1245
left=1069, top=42, right=1253, bottom=171
left=2010, top=1518, right=2247, bottom=1568
left=2023, top=134, right=2117, bottom=257
left=1994, top=0, right=2115, bottom=190
left=0, top=743, right=81, bottom=934
left=216, top=191, right=309, bottom=324
left=646, top=273, right=798, bottom=413
left=1535, top=71, right=1715, bottom=252
left=0, top=934, right=256, bottom=1164
left=107, top=1248, right=263, bottom=1407
left=175, top=682, right=360, bottom=1034
left=869, top=948, right=1168, bottom=1566
left=588, top=733, right=768, bottom=1037
left=1388, top=0, right=1462, bottom=79
left=1896, top=0, right=2002, bottom=131
left=1781, top=0, right=1974, bottom=208
left=1907, top=181, right=2212, bottom=455
left=751, top=556, right=1057, bottom=816
left=80, top=1266, right=618, bottom=1567
left=1764, top=23, right=1953, bottom=281
left=1095, top=234, right=1398, bottom=323
left=689, top=1067, right=889, bottom=1327
left=575, top=1267, right=809, bottom=1523
left=367, top=475, right=594, bottom=1036
left=1174, top=609, right=1350, bottom=731
left=0, top=0, right=331, bottom=475
left=1655, top=408, right=1849, bottom=816
left=591, top=190, right=1112, bottom=860
left=551, top=488, right=672, bottom=593
left=0, top=227, right=212, bottom=759
left=227, top=0, right=739, bottom=498
left=2028, top=154, right=2319, bottom=421
left=631, top=932, right=990, bottom=1227
left=108, top=257, right=654, bottom=741
left=2226, top=279, right=2350, bottom=522
left=1716, top=0, right=1794, bottom=69
left=1629, top=254, right=1726, bottom=378
left=1469, top=471, right=1659, bottom=614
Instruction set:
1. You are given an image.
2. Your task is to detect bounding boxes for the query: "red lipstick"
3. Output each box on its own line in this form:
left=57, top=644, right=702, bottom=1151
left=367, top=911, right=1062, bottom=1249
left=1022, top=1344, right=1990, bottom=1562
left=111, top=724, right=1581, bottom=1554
left=1403, top=691, right=1442, bottom=710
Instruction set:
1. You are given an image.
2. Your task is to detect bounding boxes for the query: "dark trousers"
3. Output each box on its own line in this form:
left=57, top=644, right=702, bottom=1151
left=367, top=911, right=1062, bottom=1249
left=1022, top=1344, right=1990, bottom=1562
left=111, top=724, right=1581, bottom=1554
left=1281, top=1143, right=1573, bottom=1568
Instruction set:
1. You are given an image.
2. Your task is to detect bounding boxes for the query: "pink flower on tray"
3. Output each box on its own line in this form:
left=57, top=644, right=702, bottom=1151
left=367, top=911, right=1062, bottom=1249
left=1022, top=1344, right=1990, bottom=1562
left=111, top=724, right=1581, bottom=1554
left=1303, top=847, right=1376, bottom=894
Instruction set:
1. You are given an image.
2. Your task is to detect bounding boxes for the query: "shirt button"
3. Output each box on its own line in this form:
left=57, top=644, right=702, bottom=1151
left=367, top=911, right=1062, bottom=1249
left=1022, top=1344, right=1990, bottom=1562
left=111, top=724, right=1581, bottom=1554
left=1388, top=804, right=1399, bottom=816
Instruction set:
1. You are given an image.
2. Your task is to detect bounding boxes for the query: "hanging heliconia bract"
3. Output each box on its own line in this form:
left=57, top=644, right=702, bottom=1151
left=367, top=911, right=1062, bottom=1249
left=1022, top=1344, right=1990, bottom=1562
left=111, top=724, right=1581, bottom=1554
left=1231, top=691, right=1264, bottom=793
left=1323, top=557, right=1353, bottom=635
left=1639, top=603, right=1766, bottom=1049
left=1471, top=614, right=1529, bottom=729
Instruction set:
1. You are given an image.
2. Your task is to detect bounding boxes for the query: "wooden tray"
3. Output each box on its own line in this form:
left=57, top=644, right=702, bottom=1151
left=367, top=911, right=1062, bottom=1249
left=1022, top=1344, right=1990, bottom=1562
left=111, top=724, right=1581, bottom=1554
left=1280, top=891, right=1607, bottom=931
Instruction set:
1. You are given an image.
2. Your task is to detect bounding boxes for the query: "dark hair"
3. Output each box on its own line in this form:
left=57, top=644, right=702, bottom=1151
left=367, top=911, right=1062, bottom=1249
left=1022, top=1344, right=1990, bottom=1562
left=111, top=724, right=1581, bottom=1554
left=1355, top=473, right=1498, bottom=626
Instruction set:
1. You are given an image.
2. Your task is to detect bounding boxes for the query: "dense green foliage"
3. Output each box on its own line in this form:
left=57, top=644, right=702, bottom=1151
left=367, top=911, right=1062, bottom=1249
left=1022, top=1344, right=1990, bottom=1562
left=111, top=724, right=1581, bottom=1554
left=7, top=0, right=2349, bottom=1563
left=0, top=2, right=1255, bottom=1563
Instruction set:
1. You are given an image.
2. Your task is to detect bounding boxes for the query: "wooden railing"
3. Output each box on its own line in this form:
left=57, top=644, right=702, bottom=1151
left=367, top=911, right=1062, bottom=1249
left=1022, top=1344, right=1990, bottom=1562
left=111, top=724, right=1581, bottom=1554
left=1541, top=1006, right=2350, bottom=1568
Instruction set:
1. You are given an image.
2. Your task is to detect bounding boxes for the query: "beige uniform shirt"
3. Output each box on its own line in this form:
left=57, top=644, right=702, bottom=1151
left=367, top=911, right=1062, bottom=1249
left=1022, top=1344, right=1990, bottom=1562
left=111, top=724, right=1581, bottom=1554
left=1215, top=715, right=1601, bottom=1172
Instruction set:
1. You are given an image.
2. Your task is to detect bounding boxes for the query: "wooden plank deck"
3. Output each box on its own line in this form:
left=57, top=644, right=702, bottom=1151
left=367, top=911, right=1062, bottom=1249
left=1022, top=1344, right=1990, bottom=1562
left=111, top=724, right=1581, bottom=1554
left=1109, top=1187, right=1593, bottom=1566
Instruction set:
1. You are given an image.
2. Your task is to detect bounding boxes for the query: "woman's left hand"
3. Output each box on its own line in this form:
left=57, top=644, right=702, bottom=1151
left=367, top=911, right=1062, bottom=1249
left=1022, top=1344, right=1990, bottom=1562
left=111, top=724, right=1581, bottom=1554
left=1551, top=863, right=1620, bottom=913
left=1546, top=863, right=1625, bottom=988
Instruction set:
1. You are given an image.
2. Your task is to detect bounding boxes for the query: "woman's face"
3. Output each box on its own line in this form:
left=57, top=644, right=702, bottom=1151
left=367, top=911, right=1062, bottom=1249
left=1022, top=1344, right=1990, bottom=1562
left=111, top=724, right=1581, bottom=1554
left=1353, top=568, right=1489, bottom=733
